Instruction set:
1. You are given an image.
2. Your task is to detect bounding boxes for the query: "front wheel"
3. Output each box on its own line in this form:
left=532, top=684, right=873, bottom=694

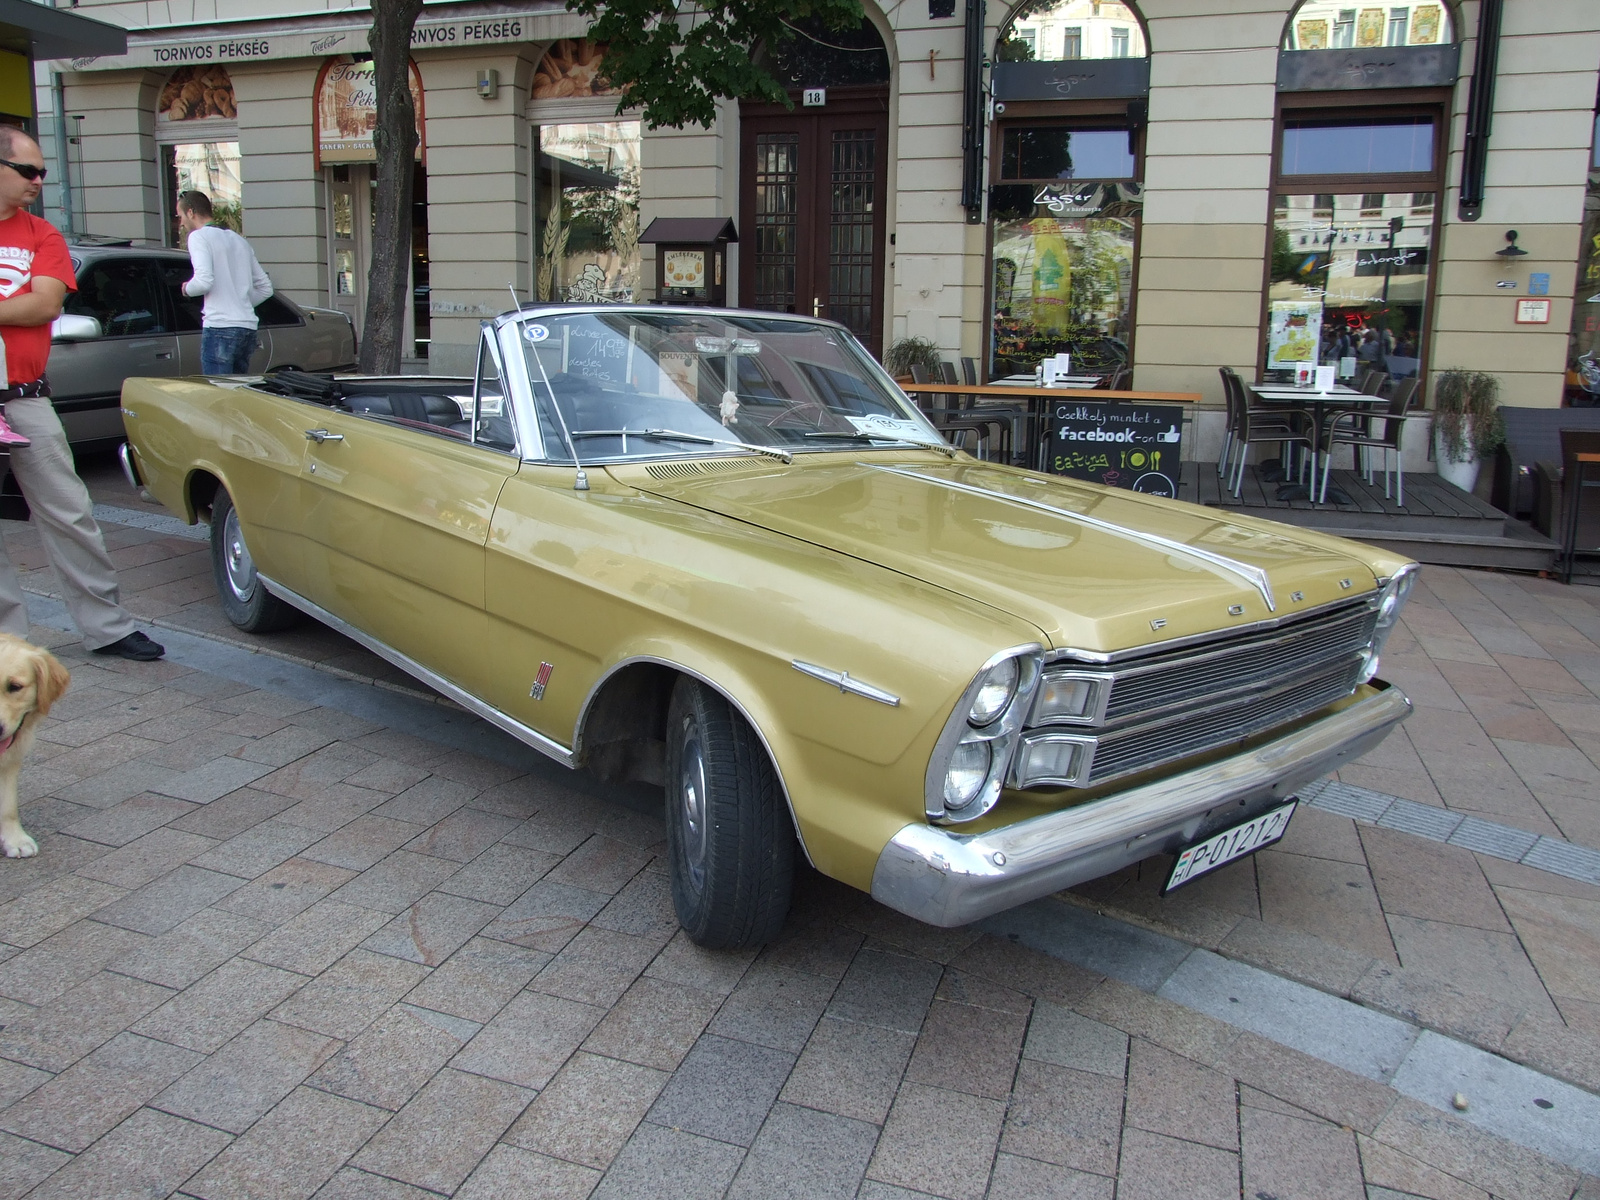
left=210, top=488, right=300, bottom=633
left=665, top=677, right=794, bottom=949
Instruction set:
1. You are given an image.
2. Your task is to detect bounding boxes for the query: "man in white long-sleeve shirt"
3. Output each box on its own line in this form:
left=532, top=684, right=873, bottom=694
left=177, top=190, right=273, bottom=374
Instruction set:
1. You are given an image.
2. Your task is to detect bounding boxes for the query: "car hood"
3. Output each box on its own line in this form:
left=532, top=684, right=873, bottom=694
left=615, top=454, right=1385, bottom=653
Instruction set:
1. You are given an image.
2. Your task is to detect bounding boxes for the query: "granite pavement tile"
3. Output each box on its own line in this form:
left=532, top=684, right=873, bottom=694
left=503, top=1049, right=668, bottom=1170
left=1114, top=1127, right=1239, bottom=1200
left=243, top=898, right=390, bottom=974
left=544, top=833, right=654, bottom=896
left=60, top=793, right=199, bottom=847
left=1355, top=1133, right=1493, bottom=1200
left=185, top=1085, right=389, bottom=1200
left=868, top=1080, right=1006, bottom=1200
left=1123, top=1038, right=1239, bottom=1152
left=480, top=878, right=610, bottom=953
left=308, top=1167, right=440, bottom=1200
left=0, top=918, right=147, bottom=1004
left=1001, top=1060, right=1124, bottom=1176
left=905, top=996, right=1029, bottom=1101
left=1241, top=1106, right=1365, bottom=1200
left=166, top=786, right=299, bottom=840
left=590, top=866, right=679, bottom=943
left=1369, top=1096, right=1579, bottom=1200
left=454, top=1143, right=599, bottom=1199
left=826, top=946, right=943, bottom=1034
left=450, top=987, right=606, bottom=1089
left=1256, top=849, right=1398, bottom=966
left=350, top=1066, right=531, bottom=1193
left=0, top=1058, right=51, bottom=1109
left=645, top=928, right=760, bottom=996
left=401, top=934, right=550, bottom=1024
left=216, top=858, right=359, bottom=926
left=588, top=1121, right=744, bottom=1200
left=948, top=935, right=1102, bottom=1009
left=1021, top=1004, right=1128, bottom=1078
left=360, top=891, right=498, bottom=966
left=308, top=1005, right=469, bottom=1111
left=155, top=1018, right=343, bottom=1133
left=0, top=969, right=174, bottom=1072
left=269, top=948, right=429, bottom=1041
left=581, top=973, right=722, bottom=1070
left=1071, top=978, right=1237, bottom=1067
left=370, top=775, right=477, bottom=826
left=134, top=956, right=309, bottom=1052
left=75, top=828, right=220, bottom=890
left=434, top=842, right=560, bottom=906
left=327, top=848, right=463, bottom=914
left=402, top=807, right=522, bottom=863
left=303, top=817, right=427, bottom=874
left=1218, top=1032, right=1398, bottom=1135
left=0, top=874, right=126, bottom=948
left=50, top=759, right=180, bottom=811
left=708, top=961, right=837, bottom=1053
left=22, top=1106, right=232, bottom=1200
left=151, top=755, right=276, bottom=803
left=234, top=724, right=339, bottom=767
left=646, top=1032, right=796, bottom=1147
left=0, top=1031, right=202, bottom=1152
left=778, top=1014, right=916, bottom=1126
left=89, top=864, right=245, bottom=935
left=0, top=1128, right=71, bottom=1200
left=727, top=1102, right=878, bottom=1200
left=531, top=924, right=661, bottom=1007
left=190, top=820, right=323, bottom=880
left=985, top=1154, right=1115, bottom=1200
left=273, top=783, right=394, bottom=833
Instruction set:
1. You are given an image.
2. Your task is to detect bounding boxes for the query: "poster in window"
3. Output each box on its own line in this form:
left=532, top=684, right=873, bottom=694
left=1267, top=300, right=1323, bottom=371
left=314, top=56, right=424, bottom=167
left=532, top=40, right=620, bottom=98
left=1409, top=5, right=1442, bottom=43
left=1355, top=9, right=1385, bottom=47
left=664, top=250, right=706, bottom=290
left=158, top=66, right=236, bottom=124
left=1295, top=19, right=1329, bottom=50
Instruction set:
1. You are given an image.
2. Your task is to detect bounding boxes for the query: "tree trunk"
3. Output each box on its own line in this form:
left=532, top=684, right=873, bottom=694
left=359, top=0, right=424, bottom=374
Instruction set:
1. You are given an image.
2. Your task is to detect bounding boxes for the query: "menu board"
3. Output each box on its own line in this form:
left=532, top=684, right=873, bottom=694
left=1267, top=300, right=1323, bottom=371
left=1045, top=402, right=1184, bottom=496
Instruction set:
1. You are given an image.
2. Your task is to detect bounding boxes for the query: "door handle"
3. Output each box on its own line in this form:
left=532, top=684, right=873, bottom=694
left=813, top=296, right=822, bottom=317
left=304, top=429, right=344, bottom=442
left=155, top=351, right=172, bottom=359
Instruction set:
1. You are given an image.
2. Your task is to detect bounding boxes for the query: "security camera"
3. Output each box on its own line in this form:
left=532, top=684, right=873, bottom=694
left=994, top=102, right=1006, bottom=114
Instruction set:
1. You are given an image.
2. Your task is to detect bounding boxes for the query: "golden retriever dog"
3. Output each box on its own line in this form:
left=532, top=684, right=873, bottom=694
left=0, top=635, right=70, bottom=859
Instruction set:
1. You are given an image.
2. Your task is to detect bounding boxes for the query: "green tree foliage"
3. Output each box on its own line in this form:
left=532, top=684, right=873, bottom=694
left=568, top=0, right=866, bottom=129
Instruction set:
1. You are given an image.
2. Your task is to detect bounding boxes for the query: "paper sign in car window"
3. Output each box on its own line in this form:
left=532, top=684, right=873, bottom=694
left=847, top=415, right=928, bottom=440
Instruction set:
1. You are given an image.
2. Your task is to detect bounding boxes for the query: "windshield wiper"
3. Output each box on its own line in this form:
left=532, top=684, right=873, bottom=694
left=570, top=428, right=793, bottom=464
left=803, top=430, right=956, bottom=457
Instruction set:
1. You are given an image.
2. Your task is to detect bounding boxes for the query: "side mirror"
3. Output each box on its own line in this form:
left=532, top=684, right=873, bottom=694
left=52, top=313, right=102, bottom=342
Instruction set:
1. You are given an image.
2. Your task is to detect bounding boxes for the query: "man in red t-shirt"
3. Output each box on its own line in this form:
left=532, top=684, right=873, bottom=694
left=0, top=129, right=164, bottom=662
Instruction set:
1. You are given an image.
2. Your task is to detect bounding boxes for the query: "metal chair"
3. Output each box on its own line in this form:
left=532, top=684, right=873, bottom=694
left=1220, top=368, right=1315, bottom=498
left=1319, top=378, right=1420, bottom=505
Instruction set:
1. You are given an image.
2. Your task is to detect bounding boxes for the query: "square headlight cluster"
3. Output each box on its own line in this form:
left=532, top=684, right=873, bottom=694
left=1030, top=670, right=1110, bottom=725
left=1012, top=732, right=1097, bottom=789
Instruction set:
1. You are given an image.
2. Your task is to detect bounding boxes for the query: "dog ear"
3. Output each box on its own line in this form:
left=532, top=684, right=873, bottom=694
left=31, top=648, right=70, bottom=715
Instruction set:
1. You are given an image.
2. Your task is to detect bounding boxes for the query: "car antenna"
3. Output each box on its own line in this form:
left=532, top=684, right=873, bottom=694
left=506, top=283, right=523, bottom=313
left=518, top=310, right=590, bottom=492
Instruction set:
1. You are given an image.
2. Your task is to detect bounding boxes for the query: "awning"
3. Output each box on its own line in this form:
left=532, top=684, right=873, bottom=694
left=0, top=0, right=125, bottom=60
left=640, top=217, right=738, bottom=244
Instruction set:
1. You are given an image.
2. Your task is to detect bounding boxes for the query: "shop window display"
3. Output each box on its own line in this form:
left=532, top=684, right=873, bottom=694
left=1266, top=192, right=1435, bottom=382
left=1282, top=1, right=1452, bottom=51
left=158, top=65, right=242, bottom=240
left=534, top=121, right=642, bottom=303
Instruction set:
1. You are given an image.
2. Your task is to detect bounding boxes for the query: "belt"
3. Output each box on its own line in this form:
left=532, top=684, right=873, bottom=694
left=2, top=379, right=49, bottom=399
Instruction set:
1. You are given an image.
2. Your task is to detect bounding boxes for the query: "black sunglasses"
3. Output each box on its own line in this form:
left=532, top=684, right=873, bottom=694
left=0, top=159, right=46, bottom=182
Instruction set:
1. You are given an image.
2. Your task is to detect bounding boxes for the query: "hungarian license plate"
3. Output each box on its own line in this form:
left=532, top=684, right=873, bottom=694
left=1163, top=801, right=1297, bottom=894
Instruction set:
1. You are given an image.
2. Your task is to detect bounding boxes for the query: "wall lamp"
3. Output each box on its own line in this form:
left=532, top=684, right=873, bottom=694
left=1494, top=229, right=1528, bottom=257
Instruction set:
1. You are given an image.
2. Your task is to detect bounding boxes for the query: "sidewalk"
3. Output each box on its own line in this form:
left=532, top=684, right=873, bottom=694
left=0, top=456, right=1596, bottom=1199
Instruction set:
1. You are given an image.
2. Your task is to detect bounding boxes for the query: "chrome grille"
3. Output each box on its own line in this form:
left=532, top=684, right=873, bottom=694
left=1087, top=656, right=1366, bottom=784
left=1102, top=601, right=1377, bottom=720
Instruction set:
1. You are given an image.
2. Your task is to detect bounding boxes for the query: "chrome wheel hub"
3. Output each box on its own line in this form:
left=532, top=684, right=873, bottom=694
left=222, top=508, right=257, bottom=602
left=679, top=729, right=708, bottom=891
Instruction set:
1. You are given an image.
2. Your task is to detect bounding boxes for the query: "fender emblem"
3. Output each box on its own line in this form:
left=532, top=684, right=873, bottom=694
left=1290, top=591, right=1305, bottom=603
left=1228, top=605, right=1245, bottom=616
left=1150, top=618, right=1167, bottom=630
left=529, top=662, right=554, bottom=700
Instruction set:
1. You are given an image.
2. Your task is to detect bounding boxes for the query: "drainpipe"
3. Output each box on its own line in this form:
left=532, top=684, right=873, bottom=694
left=960, top=0, right=985, bottom=224
left=51, top=72, right=73, bottom=234
left=1457, top=0, right=1503, bottom=222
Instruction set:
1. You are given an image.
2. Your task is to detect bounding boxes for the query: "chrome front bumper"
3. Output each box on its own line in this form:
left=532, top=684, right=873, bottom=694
left=870, top=682, right=1411, bottom=928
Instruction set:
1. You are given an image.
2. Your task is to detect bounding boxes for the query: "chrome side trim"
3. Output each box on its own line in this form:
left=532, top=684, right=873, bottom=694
left=875, top=465, right=1278, bottom=612
left=118, top=442, right=143, bottom=490
left=255, top=574, right=577, bottom=769
left=791, top=660, right=900, bottom=706
left=573, top=655, right=815, bottom=868
left=1047, top=593, right=1379, bottom=665
left=872, top=683, right=1411, bottom=927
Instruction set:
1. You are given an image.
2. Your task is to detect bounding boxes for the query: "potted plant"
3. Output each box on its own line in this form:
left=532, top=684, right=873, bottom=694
left=883, top=336, right=943, bottom=382
left=1432, top=368, right=1506, bottom=493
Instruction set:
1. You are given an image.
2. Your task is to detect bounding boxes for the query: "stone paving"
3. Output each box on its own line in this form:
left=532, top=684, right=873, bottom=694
left=0, top=454, right=1596, bottom=1198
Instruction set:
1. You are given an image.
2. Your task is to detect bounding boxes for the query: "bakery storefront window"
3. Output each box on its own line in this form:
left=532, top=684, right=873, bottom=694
left=157, top=66, right=242, bottom=240
left=988, top=124, right=1140, bottom=380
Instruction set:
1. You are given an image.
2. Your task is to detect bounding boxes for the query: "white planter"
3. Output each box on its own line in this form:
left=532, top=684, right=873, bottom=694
left=1434, top=425, right=1480, bottom=494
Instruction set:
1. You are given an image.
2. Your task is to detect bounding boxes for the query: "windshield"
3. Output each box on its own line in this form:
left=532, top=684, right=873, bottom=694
left=516, top=311, right=940, bottom=462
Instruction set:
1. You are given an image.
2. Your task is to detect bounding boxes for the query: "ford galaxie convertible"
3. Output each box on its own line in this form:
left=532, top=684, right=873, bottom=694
left=120, top=306, right=1416, bottom=949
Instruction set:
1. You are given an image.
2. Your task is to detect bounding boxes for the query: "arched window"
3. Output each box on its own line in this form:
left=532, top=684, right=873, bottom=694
left=997, top=0, right=1147, bottom=63
left=1283, top=2, right=1452, bottom=52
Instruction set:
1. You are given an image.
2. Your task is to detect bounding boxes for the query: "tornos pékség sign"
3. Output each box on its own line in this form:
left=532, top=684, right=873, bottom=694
left=59, top=11, right=542, bottom=72
left=1046, top=402, right=1184, bottom=496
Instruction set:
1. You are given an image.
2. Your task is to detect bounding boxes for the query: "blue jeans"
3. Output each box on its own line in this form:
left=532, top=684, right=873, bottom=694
left=201, top=327, right=258, bottom=375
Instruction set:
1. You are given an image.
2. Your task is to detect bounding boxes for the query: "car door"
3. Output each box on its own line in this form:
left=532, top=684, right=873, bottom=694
left=50, top=256, right=179, bottom=445
left=156, top=256, right=270, bottom=376
left=295, top=360, right=519, bottom=689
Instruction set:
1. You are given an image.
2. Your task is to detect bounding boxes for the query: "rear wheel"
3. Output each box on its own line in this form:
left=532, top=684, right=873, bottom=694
left=210, top=488, right=300, bottom=633
left=665, top=677, right=794, bottom=949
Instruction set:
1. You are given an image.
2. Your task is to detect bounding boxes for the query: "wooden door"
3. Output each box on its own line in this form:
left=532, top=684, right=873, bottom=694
left=739, top=90, right=889, bottom=357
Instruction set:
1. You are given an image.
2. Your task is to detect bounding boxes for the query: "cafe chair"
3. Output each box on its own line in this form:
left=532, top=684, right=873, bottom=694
left=1220, top=368, right=1315, bottom=499
left=1104, top=365, right=1131, bottom=392
left=1360, top=371, right=1390, bottom=396
left=908, top=362, right=1010, bottom=461
left=1318, top=377, right=1420, bottom=505
left=961, top=357, right=980, bottom=386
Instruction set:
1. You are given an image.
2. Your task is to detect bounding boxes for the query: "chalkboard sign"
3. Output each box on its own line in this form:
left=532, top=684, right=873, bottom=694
left=1045, top=401, right=1184, bottom=496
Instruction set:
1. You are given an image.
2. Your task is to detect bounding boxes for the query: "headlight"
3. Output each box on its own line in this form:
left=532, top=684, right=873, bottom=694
left=969, top=658, right=1019, bottom=726
left=1032, top=671, right=1109, bottom=724
left=943, top=739, right=992, bottom=810
left=1369, top=563, right=1418, bottom=660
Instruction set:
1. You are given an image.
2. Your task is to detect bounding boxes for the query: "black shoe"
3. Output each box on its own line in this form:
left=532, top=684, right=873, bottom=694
left=92, top=631, right=165, bottom=661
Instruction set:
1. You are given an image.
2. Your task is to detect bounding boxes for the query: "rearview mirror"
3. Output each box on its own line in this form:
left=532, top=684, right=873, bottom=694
left=52, top=314, right=102, bottom=342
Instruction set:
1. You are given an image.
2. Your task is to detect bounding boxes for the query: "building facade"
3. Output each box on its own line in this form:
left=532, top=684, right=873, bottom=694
left=33, top=0, right=1600, bottom=454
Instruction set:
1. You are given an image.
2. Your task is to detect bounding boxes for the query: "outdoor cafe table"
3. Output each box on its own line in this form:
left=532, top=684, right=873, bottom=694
left=1249, top=382, right=1389, bottom=505
left=898, top=381, right=1200, bottom=472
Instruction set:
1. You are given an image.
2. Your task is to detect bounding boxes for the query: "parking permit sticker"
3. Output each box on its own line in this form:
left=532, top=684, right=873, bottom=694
left=847, top=414, right=927, bottom=440
left=525, top=324, right=550, bottom=342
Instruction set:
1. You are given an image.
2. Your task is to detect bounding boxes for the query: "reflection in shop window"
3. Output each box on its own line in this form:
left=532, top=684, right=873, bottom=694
left=1266, top=193, right=1435, bottom=383
left=534, top=121, right=641, bottom=303
left=1565, top=112, right=1600, bottom=406
left=997, top=1, right=1145, bottom=63
left=164, top=142, right=244, bottom=241
left=1284, top=1, right=1451, bottom=50
left=987, top=181, right=1140, bottom=381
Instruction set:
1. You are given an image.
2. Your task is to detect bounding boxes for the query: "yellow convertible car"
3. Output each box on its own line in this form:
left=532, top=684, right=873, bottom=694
left=120, top=306, right=1415, bottom=949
